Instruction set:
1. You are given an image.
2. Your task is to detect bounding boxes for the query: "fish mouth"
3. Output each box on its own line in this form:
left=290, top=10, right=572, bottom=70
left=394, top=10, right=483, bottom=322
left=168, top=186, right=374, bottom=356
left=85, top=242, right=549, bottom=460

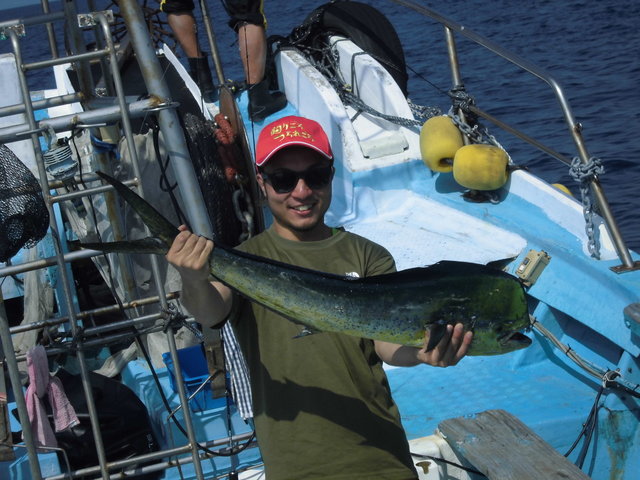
left=498, top=331, right=532, bottom=346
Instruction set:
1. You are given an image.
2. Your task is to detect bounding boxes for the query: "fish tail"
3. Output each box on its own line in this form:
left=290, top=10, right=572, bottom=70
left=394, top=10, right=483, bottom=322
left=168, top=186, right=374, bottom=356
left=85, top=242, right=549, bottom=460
left=95, top=171, right=179, bottom=249
left=81, top=238, right=169, bottom=255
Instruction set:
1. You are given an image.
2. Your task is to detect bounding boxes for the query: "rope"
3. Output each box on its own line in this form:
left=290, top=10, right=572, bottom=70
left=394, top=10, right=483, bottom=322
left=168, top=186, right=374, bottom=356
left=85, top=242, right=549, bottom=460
left=232, top=187, right=254, bottom=243
left=276, top=27, right=441, bottom=129
left=162, top=303, right=204, bottom=342
left=449, top=85, right=476, bottom=115
left=569, top=156, right=605, bottom=259
left=447, top=88, right=502, bottom=148
left=408, top=99, right=441, bottom=122
left=212, top=114, right=255, bottom=242
left=341, top=90, right=426, bottom=127
left=530, top=316, right=640, bottom=399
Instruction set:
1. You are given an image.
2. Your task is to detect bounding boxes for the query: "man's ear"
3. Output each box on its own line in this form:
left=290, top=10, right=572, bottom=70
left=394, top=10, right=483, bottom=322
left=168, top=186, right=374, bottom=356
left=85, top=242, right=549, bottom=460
left=256, top=172, right=267, bottom=198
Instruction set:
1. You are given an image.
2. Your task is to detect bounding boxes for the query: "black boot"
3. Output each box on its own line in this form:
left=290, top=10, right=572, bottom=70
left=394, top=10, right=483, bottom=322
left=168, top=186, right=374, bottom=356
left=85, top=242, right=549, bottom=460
left=248, top=79, right=287, bottom=122
left=188, top=55, right=215, bottom=103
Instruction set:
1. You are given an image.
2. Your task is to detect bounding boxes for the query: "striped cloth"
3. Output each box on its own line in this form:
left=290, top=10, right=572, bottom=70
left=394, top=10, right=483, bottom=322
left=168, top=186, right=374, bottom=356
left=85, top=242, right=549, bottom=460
left=222, top=323, right=253, bottom=420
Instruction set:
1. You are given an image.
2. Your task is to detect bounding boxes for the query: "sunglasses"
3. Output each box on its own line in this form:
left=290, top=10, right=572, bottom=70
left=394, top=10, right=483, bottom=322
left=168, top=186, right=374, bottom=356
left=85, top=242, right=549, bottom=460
left=260, top=165, right=334, bottom=193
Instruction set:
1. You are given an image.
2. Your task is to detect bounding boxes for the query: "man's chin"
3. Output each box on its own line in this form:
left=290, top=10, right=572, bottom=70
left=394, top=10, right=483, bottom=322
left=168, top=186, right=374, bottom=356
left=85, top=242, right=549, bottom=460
left=281, top=216, right=322, bottom=233
left=290, top=221, right=319, bottom=233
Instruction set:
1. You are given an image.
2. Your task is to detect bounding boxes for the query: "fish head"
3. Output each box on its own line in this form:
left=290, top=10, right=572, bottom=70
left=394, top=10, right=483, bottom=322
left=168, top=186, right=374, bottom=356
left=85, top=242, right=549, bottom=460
left=466, top=271, right=532, bottom=355
left=467, top=314, right=532, bottom=356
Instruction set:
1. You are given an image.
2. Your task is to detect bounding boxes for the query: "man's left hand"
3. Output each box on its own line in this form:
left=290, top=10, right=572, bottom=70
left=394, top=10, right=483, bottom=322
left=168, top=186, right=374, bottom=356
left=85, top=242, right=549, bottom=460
left=416, top=323, right=473, bottom=367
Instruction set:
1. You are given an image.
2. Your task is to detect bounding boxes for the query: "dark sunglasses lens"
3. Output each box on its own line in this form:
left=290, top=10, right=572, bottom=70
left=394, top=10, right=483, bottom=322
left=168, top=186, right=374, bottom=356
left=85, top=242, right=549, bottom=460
left=269, top=171, right=298, bottom=193
left=304, top=166, right=333, bottom=189
left=265, top=166, right=333, bottom=193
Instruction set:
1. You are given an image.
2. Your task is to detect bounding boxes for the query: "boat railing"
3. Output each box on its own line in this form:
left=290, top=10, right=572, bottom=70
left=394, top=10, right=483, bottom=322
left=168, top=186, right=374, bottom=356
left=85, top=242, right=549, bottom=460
left=0, top=1, right=245, bottom=479
left=389, top=0, right=638, bottom=273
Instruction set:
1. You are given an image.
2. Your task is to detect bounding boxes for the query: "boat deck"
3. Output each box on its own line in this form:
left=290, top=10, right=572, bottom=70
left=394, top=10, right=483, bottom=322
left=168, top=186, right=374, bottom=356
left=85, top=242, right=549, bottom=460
left=388, top=348, right=597, bottom=451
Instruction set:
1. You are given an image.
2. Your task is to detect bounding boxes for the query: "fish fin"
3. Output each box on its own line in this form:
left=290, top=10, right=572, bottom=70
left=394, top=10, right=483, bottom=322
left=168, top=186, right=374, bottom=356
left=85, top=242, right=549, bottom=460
left=292, top=326, right=316, bottom=339
left=81, top=238, right=169, bottom=255
left=357, top=260, right=514, bottom=285
left=425, top=322, right=448, bottom=351
left=95, top=171, right=180, bottom=249
left=486, top=257, right=516, bottom=271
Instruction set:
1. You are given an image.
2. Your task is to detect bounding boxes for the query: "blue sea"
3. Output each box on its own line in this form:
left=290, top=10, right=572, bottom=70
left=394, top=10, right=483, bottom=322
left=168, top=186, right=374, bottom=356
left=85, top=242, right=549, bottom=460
left=1, top=0, right=638, bottom=252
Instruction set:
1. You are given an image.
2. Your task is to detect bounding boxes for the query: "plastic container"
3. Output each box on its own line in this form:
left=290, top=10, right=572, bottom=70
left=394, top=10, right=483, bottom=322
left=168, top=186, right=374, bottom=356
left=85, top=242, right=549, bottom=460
left=162, top=345, right=223, bottom=411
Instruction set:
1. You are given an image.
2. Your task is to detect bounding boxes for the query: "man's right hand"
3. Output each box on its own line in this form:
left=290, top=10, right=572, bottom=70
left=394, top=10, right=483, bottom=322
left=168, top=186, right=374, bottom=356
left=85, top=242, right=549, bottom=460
left=166, top=225, right=214, bottom=284
left=166, top=226, right=233, bottom=327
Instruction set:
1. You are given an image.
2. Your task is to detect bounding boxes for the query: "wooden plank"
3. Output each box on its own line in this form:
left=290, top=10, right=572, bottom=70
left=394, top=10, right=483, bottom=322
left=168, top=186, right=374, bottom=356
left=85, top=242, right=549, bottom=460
left=438, top=409, right=591, bottom=480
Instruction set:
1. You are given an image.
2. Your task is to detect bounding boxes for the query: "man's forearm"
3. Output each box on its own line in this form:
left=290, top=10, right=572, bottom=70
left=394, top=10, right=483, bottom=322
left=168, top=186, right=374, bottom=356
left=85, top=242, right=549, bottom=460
left=181, top=279, right=232, bottom=329
left=374, top=341, right=421, bottom=366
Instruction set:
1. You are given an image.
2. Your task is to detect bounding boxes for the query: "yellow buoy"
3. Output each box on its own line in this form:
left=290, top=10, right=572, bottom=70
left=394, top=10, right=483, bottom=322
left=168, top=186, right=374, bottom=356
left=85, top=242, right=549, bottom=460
left=419, top=115, right=464, bottom=173
left=453, top=144, right=509, bottom=191
left=552, top=183, right=573, bottom=196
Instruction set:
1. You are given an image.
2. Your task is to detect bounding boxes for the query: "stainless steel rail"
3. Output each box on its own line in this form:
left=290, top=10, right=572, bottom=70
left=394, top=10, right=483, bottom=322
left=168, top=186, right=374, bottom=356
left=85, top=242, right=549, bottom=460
left=389, top=0, right=638, bottom=272
left=0, top=1, right=244, bottom=479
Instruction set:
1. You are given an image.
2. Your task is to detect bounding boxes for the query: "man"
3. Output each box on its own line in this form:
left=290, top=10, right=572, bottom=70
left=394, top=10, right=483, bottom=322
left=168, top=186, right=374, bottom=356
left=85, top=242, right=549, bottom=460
left=160, top=0, right=286, bottom=119
left=167, top=115, right=472, bottom=479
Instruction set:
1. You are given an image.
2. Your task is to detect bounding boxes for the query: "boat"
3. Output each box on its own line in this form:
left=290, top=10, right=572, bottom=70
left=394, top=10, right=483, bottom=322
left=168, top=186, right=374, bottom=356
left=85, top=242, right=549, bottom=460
left=0, top=0, right=638, bottom=479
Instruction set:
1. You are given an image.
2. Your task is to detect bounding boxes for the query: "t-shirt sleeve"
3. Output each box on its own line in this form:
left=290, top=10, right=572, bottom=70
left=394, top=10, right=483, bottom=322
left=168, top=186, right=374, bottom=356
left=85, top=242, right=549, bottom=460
left=363, top=241, right=396, bottom=277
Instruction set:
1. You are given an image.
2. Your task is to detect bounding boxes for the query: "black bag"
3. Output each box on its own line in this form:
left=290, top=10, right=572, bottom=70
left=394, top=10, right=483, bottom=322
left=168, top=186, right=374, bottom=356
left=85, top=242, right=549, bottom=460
left=29, top=369, right=162, bottom=479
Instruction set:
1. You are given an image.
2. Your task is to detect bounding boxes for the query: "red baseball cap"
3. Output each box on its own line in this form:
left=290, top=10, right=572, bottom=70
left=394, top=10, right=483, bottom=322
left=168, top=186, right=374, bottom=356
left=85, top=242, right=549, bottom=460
left=255, top=115, right=333, bottom=167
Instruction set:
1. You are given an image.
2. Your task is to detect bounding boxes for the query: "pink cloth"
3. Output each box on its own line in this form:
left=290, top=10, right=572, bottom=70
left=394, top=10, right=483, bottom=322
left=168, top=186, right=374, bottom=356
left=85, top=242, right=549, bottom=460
left=24, top=346, right=79, bottom=448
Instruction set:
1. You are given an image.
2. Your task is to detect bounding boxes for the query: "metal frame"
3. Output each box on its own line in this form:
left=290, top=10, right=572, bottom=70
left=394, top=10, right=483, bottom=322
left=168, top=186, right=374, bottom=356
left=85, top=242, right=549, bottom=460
left=0, top=1, right=253, bottom=479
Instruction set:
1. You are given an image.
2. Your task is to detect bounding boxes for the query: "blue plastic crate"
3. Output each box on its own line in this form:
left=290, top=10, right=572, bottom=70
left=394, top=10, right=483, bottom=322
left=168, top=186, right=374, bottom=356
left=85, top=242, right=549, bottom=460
left=162, top=345, right=226, bottom=411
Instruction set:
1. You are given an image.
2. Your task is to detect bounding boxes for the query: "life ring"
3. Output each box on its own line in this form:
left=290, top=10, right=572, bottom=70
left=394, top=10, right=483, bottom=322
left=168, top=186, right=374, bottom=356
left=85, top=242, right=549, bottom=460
left=419, top=116, right=464, bottom=173
left=452, top=144, right=509, bottom=191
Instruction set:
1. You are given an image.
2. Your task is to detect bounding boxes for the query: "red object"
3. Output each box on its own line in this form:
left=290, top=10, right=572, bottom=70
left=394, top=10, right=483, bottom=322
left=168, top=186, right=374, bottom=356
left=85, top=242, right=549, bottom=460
left=256, top=116, right=333, bottom=167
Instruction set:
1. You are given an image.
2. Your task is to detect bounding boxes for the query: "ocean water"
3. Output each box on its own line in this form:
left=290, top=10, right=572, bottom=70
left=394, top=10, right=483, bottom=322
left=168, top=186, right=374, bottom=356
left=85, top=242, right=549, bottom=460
left=1, top=0, right=638, bottom=252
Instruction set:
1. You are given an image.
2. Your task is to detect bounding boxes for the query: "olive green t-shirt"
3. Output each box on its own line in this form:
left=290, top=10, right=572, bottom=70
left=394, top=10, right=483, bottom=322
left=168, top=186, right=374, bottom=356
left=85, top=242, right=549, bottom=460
left=232, top=226, right=416, bottom=480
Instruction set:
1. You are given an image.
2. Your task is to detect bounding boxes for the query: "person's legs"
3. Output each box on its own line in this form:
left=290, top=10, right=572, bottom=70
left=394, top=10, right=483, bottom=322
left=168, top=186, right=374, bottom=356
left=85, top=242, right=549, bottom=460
left=221, top=0, right=286, bottom=120
left=167, top=11, right=202, bottom=58
left=162, top=1, right=215, bottom=101
left=237, top=22, right=266, bottom=85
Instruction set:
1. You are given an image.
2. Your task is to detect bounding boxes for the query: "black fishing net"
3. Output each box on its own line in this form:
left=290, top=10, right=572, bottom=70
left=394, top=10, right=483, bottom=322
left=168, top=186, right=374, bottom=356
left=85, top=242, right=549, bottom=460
left=182, top=113, right=244, bottom=247
left=0, top=144, right=49, bottom=262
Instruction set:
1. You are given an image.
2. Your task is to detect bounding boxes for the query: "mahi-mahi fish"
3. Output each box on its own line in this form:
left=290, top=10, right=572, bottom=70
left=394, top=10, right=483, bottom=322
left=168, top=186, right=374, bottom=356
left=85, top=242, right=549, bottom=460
left=83, top=172, right=532, bottom=356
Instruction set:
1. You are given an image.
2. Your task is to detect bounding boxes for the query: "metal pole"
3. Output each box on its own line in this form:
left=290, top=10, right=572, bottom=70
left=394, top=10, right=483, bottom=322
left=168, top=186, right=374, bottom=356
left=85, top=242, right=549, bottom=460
left=0, top=292, right=42, bottom=478
left=9, top=27, right=112, bottom=480
left=0, top=92, right=83, bottom=118
left=443, top=26, right=470, bottom=145
left=116, top=3, right=213, bottom=478
left=39, top=0, right=59, bottom=59
left=199, top=0, right=226, bottom=85
left=118, top=0, right=213, bottom=238
left=0, top=97, right=166, bottom=144
left=62, top=0, right=95, bottom=102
